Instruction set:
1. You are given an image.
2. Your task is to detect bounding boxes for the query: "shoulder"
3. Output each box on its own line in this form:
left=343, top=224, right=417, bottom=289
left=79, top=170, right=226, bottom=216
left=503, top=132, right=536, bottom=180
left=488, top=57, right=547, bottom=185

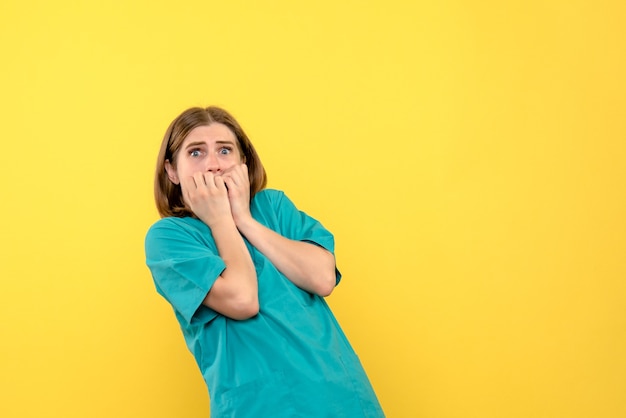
left=145, top=216, right=215, bottom=260
left=252, top=188, right=289, bottom=209
left=253, top=188, right=285, bottom=202
left=145, top=216, right=207, bottom=242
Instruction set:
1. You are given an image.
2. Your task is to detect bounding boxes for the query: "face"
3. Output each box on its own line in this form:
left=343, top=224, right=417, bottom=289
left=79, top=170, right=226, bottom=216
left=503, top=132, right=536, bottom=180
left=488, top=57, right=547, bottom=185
left=165, top=123, right=244, bottom=185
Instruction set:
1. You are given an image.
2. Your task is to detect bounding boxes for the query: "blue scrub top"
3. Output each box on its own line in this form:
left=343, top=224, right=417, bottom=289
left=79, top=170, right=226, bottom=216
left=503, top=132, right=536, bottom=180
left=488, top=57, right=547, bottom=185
left=145, top=189, right=385, bottom=417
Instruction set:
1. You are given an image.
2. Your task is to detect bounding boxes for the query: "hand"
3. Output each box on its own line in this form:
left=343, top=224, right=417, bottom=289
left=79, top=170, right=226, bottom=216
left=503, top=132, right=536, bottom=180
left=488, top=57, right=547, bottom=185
left=221, top=164, right=252, bottom=226
left=180, top=172, right=233, bottom=227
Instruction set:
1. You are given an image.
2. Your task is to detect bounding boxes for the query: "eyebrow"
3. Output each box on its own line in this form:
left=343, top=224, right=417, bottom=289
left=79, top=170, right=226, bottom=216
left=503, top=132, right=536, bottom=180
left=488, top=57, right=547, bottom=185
left=215, top=140, right=237, bottom=146
left=184, top=140, right=237, bottom=149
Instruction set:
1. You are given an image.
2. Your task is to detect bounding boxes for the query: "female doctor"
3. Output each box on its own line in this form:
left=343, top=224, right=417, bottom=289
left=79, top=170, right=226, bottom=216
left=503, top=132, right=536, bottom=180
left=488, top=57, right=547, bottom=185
left=145, top=105, right=385, bottom=417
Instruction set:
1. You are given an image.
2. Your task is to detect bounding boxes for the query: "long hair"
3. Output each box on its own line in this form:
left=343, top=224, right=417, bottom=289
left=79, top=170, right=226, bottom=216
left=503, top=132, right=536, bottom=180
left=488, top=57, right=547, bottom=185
left=154, top=106, right=267, bottom=218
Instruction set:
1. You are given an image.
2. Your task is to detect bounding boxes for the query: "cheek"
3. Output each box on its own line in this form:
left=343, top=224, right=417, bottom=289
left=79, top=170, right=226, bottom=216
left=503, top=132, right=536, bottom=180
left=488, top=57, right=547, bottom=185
left=179, top=159, right=204, bottom=174
left=232, top=155, right=246, bottom=167
left=221, top=154, right=242, bottom=166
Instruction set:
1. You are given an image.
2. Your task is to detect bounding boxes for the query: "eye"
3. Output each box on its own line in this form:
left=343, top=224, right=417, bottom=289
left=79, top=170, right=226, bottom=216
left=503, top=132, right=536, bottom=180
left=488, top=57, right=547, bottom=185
left=219, top=147, right=232, bottom=155
left=189, top=148, right=203, bottom=157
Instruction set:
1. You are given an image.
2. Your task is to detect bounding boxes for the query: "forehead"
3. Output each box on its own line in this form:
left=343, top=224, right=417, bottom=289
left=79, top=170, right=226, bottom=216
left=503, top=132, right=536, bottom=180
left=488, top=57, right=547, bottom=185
left=183, top=123, right=238, bottom=145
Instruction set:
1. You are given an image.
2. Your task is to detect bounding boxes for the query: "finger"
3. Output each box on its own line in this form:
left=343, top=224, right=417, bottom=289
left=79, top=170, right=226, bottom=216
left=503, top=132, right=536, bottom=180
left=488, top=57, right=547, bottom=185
left=236, top=163, right=249, bottom=184
left=194, top=172, right=209, bottom=188
left=180, top=175, right=195, bottom=193
left=234, top=163, right=248, bottom=178
left=212, top=174, right=227, bottom=190
left=230, top=164, right=248, bottom=185
left=222, top=172, right=239, bottom=187
left=223, top=176, right=236, bottom=190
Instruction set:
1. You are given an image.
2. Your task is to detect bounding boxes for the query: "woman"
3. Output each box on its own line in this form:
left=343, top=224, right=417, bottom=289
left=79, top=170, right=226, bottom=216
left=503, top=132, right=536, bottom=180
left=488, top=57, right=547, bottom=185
left=145, top=106, right=385, bottom=417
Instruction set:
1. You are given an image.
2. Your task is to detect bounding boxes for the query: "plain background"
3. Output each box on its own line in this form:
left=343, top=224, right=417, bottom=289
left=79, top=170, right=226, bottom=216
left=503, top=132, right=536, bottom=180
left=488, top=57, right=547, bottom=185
left=1, top=1, right=625, bottom=417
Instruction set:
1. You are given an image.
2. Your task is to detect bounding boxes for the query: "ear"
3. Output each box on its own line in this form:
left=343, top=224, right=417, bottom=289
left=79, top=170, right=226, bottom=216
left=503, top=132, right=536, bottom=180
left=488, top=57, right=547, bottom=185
left=164, top=160, right=180, bottom=185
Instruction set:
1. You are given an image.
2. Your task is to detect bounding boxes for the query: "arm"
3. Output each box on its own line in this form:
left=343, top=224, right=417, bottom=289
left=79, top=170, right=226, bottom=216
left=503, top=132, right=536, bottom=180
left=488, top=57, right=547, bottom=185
left=182, top=172, right=258, bottom=320
left=239, top=218, right=337, bottom=296
left=223, top=165, right=337, bottom=296
left=201, top=218, right=259, bottom=319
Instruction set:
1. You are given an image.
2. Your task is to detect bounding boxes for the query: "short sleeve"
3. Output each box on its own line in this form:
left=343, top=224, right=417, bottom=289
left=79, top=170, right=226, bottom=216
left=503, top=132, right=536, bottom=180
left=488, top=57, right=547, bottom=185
left=145, top=218, right=225, bottom=325
left=263, top=190, right=342, bottom=284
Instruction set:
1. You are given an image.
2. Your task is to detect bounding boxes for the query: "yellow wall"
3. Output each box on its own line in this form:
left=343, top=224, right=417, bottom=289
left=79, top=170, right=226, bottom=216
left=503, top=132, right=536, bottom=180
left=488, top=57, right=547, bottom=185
left=1, top=1, right=625, bottom=417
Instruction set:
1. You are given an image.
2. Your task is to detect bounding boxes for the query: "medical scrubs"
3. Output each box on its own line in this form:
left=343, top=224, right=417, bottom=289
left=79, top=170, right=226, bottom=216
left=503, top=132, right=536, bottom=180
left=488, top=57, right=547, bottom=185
left=145, top=189, right=385, bottom=418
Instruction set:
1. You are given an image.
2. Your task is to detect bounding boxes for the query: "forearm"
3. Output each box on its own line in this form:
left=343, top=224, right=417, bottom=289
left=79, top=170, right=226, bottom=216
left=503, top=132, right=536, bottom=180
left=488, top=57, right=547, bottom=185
left=202, top=219, right=259, bottom=319
left=236, top=217, right=336, bottom=296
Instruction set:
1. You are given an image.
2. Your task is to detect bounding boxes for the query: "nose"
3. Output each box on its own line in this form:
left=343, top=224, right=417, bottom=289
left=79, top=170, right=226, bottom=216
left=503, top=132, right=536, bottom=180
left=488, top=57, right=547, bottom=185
left=206, top=153, right=220, bottom=173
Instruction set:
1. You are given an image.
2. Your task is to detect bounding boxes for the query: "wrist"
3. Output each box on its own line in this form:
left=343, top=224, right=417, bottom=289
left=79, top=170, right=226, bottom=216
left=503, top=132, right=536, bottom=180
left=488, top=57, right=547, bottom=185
left=204, top=214, right=237, bottom=231
left=234, top=214, right=258, bottom=236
